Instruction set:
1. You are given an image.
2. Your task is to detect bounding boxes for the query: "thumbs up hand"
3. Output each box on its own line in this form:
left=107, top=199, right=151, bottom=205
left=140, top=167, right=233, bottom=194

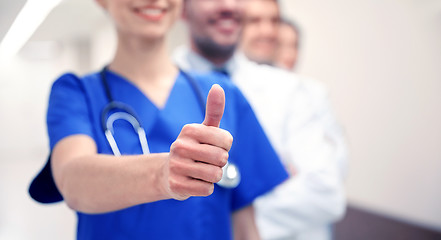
left=165, top=85, right=233, bottom=200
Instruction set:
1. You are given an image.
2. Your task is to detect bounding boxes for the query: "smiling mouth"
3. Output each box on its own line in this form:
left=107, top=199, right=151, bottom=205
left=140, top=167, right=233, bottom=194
left=135, top=7, right=167, bottom=21
left=219, top=19, right=235, bottom=28
left=211, top=18, right=241, bottom=34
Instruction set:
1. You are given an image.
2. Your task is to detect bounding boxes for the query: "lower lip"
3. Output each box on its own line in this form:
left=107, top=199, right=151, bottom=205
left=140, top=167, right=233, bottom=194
left=135, top=10, right=166, bottom=22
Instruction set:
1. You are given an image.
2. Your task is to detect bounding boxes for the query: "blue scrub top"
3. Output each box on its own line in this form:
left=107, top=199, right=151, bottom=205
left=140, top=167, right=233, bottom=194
left=46, top=70, right=288, bottom=240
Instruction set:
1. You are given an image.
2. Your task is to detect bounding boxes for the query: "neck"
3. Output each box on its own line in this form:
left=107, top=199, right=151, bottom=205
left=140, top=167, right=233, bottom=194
left=108, top=33, right=179, bottom=108
left=109, top=33, right=177, bottom=84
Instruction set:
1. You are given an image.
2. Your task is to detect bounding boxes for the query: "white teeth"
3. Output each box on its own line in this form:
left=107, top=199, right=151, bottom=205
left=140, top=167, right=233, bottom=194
left=219, top=19, right=234, bottom=28
left=141, top=8, right=162, bottom=16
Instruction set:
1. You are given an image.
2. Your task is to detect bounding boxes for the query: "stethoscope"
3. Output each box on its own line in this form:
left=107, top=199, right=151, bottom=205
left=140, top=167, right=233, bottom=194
left=100, top=66, right=240, bottom=188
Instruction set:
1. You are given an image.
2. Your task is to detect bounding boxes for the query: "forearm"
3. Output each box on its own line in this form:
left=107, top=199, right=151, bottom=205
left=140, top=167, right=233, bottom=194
left=51, top=116, right=232, bottom=214
left=233, top=205, right=261, bottom=240
left=54, top=153, right=170, bottom=213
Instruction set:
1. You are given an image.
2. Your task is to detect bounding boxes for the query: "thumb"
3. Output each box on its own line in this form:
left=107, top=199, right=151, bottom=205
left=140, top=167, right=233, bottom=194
left=202, top=84, right=225, bottom=127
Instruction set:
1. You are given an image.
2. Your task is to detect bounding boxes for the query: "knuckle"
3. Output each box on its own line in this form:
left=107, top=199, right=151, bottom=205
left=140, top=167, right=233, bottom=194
left=171, top=139, right=184, bottom=151
left=168, top=159, right=180, bottom=174
left=169, top=157, right=190, bottom=177
left=170, top=139, right=188, bottom=156
left=181, top=123, right=198, bottom=136
left=169, top=178, right=186, bottom=195
left=181, top=124, right=191, bottom=135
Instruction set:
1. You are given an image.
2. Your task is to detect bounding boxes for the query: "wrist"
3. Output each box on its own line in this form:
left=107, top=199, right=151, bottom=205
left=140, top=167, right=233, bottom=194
left=151, top=153, right=173, bottom=201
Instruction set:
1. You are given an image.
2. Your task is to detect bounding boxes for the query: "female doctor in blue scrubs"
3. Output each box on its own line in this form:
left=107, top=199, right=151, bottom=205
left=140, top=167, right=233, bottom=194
left=29, top=0, right=288, bottom=239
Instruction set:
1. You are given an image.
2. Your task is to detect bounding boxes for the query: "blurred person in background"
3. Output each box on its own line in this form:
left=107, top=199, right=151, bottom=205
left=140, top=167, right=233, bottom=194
left=273, top=18, right=301, bottom=71
left=28, top=0, right=289, bottom=239
left=174, top=0, right=348, bottom=239
left=239, top=0, right=280, bottom=65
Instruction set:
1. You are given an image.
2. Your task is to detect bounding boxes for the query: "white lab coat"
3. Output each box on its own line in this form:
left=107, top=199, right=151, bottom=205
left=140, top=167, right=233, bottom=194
left=173, top=46, right=348, bottom=240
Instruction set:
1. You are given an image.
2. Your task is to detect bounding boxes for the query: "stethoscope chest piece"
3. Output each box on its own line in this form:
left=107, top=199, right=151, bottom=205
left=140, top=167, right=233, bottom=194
left=217, top=162, right=241, bottom=188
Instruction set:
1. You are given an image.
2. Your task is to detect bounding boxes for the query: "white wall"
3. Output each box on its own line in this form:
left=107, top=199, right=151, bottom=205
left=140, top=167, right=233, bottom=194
left=0, top=40, right=83, bottom=239
left=281, top=0, right=441, bottom=231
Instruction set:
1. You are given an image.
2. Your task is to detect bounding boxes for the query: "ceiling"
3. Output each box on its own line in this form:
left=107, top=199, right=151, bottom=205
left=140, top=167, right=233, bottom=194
left=0, top=0, right=108, bottom=43
left=0, top=0, right=26, bottom=40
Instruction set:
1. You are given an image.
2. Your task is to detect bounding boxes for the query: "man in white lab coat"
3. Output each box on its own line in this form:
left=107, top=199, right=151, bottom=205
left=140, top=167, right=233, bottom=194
left=174, top=0, right=348, bottom=239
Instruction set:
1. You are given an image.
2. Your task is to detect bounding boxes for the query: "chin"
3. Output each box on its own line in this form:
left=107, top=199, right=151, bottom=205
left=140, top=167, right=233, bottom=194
left=215, top=36, right=239, bottom=49
left=138, top=28, right=168, bottom=40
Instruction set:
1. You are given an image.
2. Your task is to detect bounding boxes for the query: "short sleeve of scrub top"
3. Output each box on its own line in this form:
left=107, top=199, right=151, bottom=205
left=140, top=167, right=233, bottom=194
left=44, top=70, right=288, bottom=240
left=47, top=73, right=95, bottom=149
